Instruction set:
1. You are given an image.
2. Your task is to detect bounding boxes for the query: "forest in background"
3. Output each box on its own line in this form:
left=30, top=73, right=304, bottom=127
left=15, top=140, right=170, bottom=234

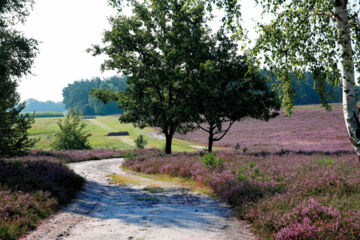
left=23, top=73, right=341, bottom=115
left=62, top=76, right=127, bottom=115
left=22, top=99, right=66, bottom=113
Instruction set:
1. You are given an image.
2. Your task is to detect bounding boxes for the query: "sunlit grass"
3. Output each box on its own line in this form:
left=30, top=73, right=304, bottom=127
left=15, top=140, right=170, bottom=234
left=112, top=166, right=214, bottom=196
left=28, top=115, right=203, bottom=151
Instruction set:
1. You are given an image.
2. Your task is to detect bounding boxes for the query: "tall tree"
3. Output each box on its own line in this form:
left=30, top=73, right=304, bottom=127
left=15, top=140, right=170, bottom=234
left=252, top=0, right=360, bottom=157
left=0, top=0, right=38, bottom=157
left=215, top=0, right=360, bottom=157
left=191, top=31, right=280, bottom=152
left=90, top=0, right=210, bottom=154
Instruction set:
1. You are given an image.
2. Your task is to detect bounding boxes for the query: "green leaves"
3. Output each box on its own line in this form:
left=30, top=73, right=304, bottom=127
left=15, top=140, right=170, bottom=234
left=0, top=0, right=38, bottom=157
left=251, top=0, right=353, bottom=114
left=91, top=0, right=211, bottom=154
left=50, top=109, right=91, bottom=150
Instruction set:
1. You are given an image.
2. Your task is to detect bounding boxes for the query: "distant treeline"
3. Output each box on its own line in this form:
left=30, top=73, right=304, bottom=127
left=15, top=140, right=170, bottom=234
left=25, top=74, right=340, bottom=116
left=23, top=99, right=66, bottom=113
left=61, top=74, right=341, bottom=116
left=62, top=76, right=127, bottom=115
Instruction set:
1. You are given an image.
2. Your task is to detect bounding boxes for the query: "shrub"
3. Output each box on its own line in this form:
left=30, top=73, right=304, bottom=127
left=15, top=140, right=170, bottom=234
left=200, top=152, right=223, bottom=170
left=135, top=135, right=148, bottom=149
left=50, top=109, right=91, bottom=150
left=124, top=152, right=136, bottom=163
left=0, top=158, right=84, bottom=239
left=316, top=156, right=336, bottom=167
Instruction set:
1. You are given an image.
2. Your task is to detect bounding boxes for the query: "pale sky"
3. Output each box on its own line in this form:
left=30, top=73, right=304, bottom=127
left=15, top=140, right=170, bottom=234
left=18, top=0, right=261, bottom=102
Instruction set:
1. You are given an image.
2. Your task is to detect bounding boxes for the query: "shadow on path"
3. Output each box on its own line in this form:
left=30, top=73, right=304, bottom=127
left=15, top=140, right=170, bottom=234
left=64, top=180, right=233, bottom=231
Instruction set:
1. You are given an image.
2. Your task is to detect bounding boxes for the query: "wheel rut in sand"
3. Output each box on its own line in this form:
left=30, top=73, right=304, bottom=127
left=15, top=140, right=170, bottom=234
left=25, top=158, right=256, bottom=240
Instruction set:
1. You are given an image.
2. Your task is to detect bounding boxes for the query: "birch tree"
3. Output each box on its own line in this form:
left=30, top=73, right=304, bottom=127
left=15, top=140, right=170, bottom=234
left=215, top=0, right=360, bottom=156
left=250, top=0, right=360, bottom=156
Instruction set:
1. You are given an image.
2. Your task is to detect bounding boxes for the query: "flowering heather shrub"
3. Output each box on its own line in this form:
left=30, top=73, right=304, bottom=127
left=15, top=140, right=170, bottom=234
left=27, top=148, right=160, bottom=164
left=0, top=159, right=84, bottom=239
left=124, top=150, right=360, bottom=239
left=0, top=148, right=159, bottom=239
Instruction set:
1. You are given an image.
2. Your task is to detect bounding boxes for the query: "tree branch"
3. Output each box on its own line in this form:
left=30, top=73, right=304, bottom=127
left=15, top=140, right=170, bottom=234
left=213, top=120, right=234, bottom=141
left=196, top=122, right=209, bottom=133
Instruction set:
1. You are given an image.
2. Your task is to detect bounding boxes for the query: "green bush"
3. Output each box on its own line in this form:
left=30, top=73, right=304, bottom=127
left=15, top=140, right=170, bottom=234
left=200, top=152, right=223, bottom=170
left=124, top=152, right=136, bottom=163
left=316, top=156, right=336, bottom=167
left=135, top=135, right=148, bottom=149
left=50, top=109, right=91, bottom=150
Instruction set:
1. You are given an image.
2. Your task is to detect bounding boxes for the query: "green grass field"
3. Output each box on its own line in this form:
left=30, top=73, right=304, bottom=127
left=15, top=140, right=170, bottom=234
left=29, top=115, right=207, bottom=152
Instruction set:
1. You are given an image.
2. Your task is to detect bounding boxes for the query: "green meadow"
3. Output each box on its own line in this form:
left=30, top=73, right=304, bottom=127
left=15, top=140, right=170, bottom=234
left=29, top=115, right=207, bottom=152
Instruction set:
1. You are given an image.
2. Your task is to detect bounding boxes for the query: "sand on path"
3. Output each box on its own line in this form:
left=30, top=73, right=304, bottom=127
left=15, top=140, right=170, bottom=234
left=25, top=158, right=256, bottom=240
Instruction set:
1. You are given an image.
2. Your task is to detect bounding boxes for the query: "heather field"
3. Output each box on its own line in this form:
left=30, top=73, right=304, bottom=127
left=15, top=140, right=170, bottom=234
left=4, top=106, right=360, bottom=239
left=122, top=106, right=360, bottom=239
left=176, top=106, right=351, bottom=153
left=124, top=150, right=360, bottom=239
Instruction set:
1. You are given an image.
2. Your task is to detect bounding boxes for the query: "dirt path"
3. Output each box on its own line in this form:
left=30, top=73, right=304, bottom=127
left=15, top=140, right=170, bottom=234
left=25, top=159, right=256, bottom=240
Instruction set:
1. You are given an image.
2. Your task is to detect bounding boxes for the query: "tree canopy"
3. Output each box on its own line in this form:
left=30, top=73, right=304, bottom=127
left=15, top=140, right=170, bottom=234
left=0, top=0, right=38, bottom=157
left=90, top=0, right=211, bottom=154
left=253, top=0, right=360, bottom=156
left=213, top=0, right=360, bottom=156
left=190, top=31, right=280, bottom=152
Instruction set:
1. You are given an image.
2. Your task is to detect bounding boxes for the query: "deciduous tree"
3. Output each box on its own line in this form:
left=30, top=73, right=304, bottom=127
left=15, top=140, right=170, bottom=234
left=90, top=0, right=210, bottom=154
left=191, top=31, right=280, bottom=152
left=216, top=0, right=360, bottom=157
left=253, top=0, right=360, bottom=157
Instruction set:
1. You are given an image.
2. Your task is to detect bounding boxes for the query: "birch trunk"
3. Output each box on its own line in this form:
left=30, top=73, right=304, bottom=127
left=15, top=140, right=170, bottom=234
left=335, top=0, right=360, bottom=157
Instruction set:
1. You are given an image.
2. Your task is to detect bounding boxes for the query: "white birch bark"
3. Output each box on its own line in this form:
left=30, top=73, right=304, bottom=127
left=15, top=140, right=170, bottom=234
left=335, top=0, right=360, bottom=157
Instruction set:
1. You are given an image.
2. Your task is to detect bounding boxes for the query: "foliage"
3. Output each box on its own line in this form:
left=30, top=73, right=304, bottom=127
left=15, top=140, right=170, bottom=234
left=0, top=103, right=38, bottom=157
left=264, top=71, right=342, bottom=105
left=248, top=0, right=360, bottom=155
left=251, top=0, right=360, bottom=113
left=22, top=98, right=66, bottom=113
left=62, top=76, right=127, bottom=115
left=0, top=158, right=84, bottom=240
left=90, top=0, right=211, bottom=154
left=190, top=30, right=280, bottom=152
left=50, top=109, right=91, bottom=150
left=135, top=135, right=147, bottom=149
left=124, top=152, right=136, bottom=163
left=200, top=152, right=223, bottom=170
left=316, top=156, right=336, bottom=167
left=213, top=0, right=360, bottom=155
left=124, top=150, right=360, bottom=239
left=0, top=0, right=38, bottom=157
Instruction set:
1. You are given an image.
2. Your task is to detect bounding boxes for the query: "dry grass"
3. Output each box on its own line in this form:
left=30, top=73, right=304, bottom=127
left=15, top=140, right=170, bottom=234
left=108, top=167, right=213, bottom=196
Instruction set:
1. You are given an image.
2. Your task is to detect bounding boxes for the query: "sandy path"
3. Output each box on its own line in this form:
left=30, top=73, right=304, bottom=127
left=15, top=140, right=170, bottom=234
left=25, top=159, right=256, bottom=240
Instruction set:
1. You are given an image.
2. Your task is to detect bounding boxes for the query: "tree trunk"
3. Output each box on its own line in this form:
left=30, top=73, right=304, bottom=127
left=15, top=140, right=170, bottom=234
left=335, top=1, right=360, bottom=158
left=208, top=127, right=214, bottom=152
left=165, top=133, right=173, bottom=154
